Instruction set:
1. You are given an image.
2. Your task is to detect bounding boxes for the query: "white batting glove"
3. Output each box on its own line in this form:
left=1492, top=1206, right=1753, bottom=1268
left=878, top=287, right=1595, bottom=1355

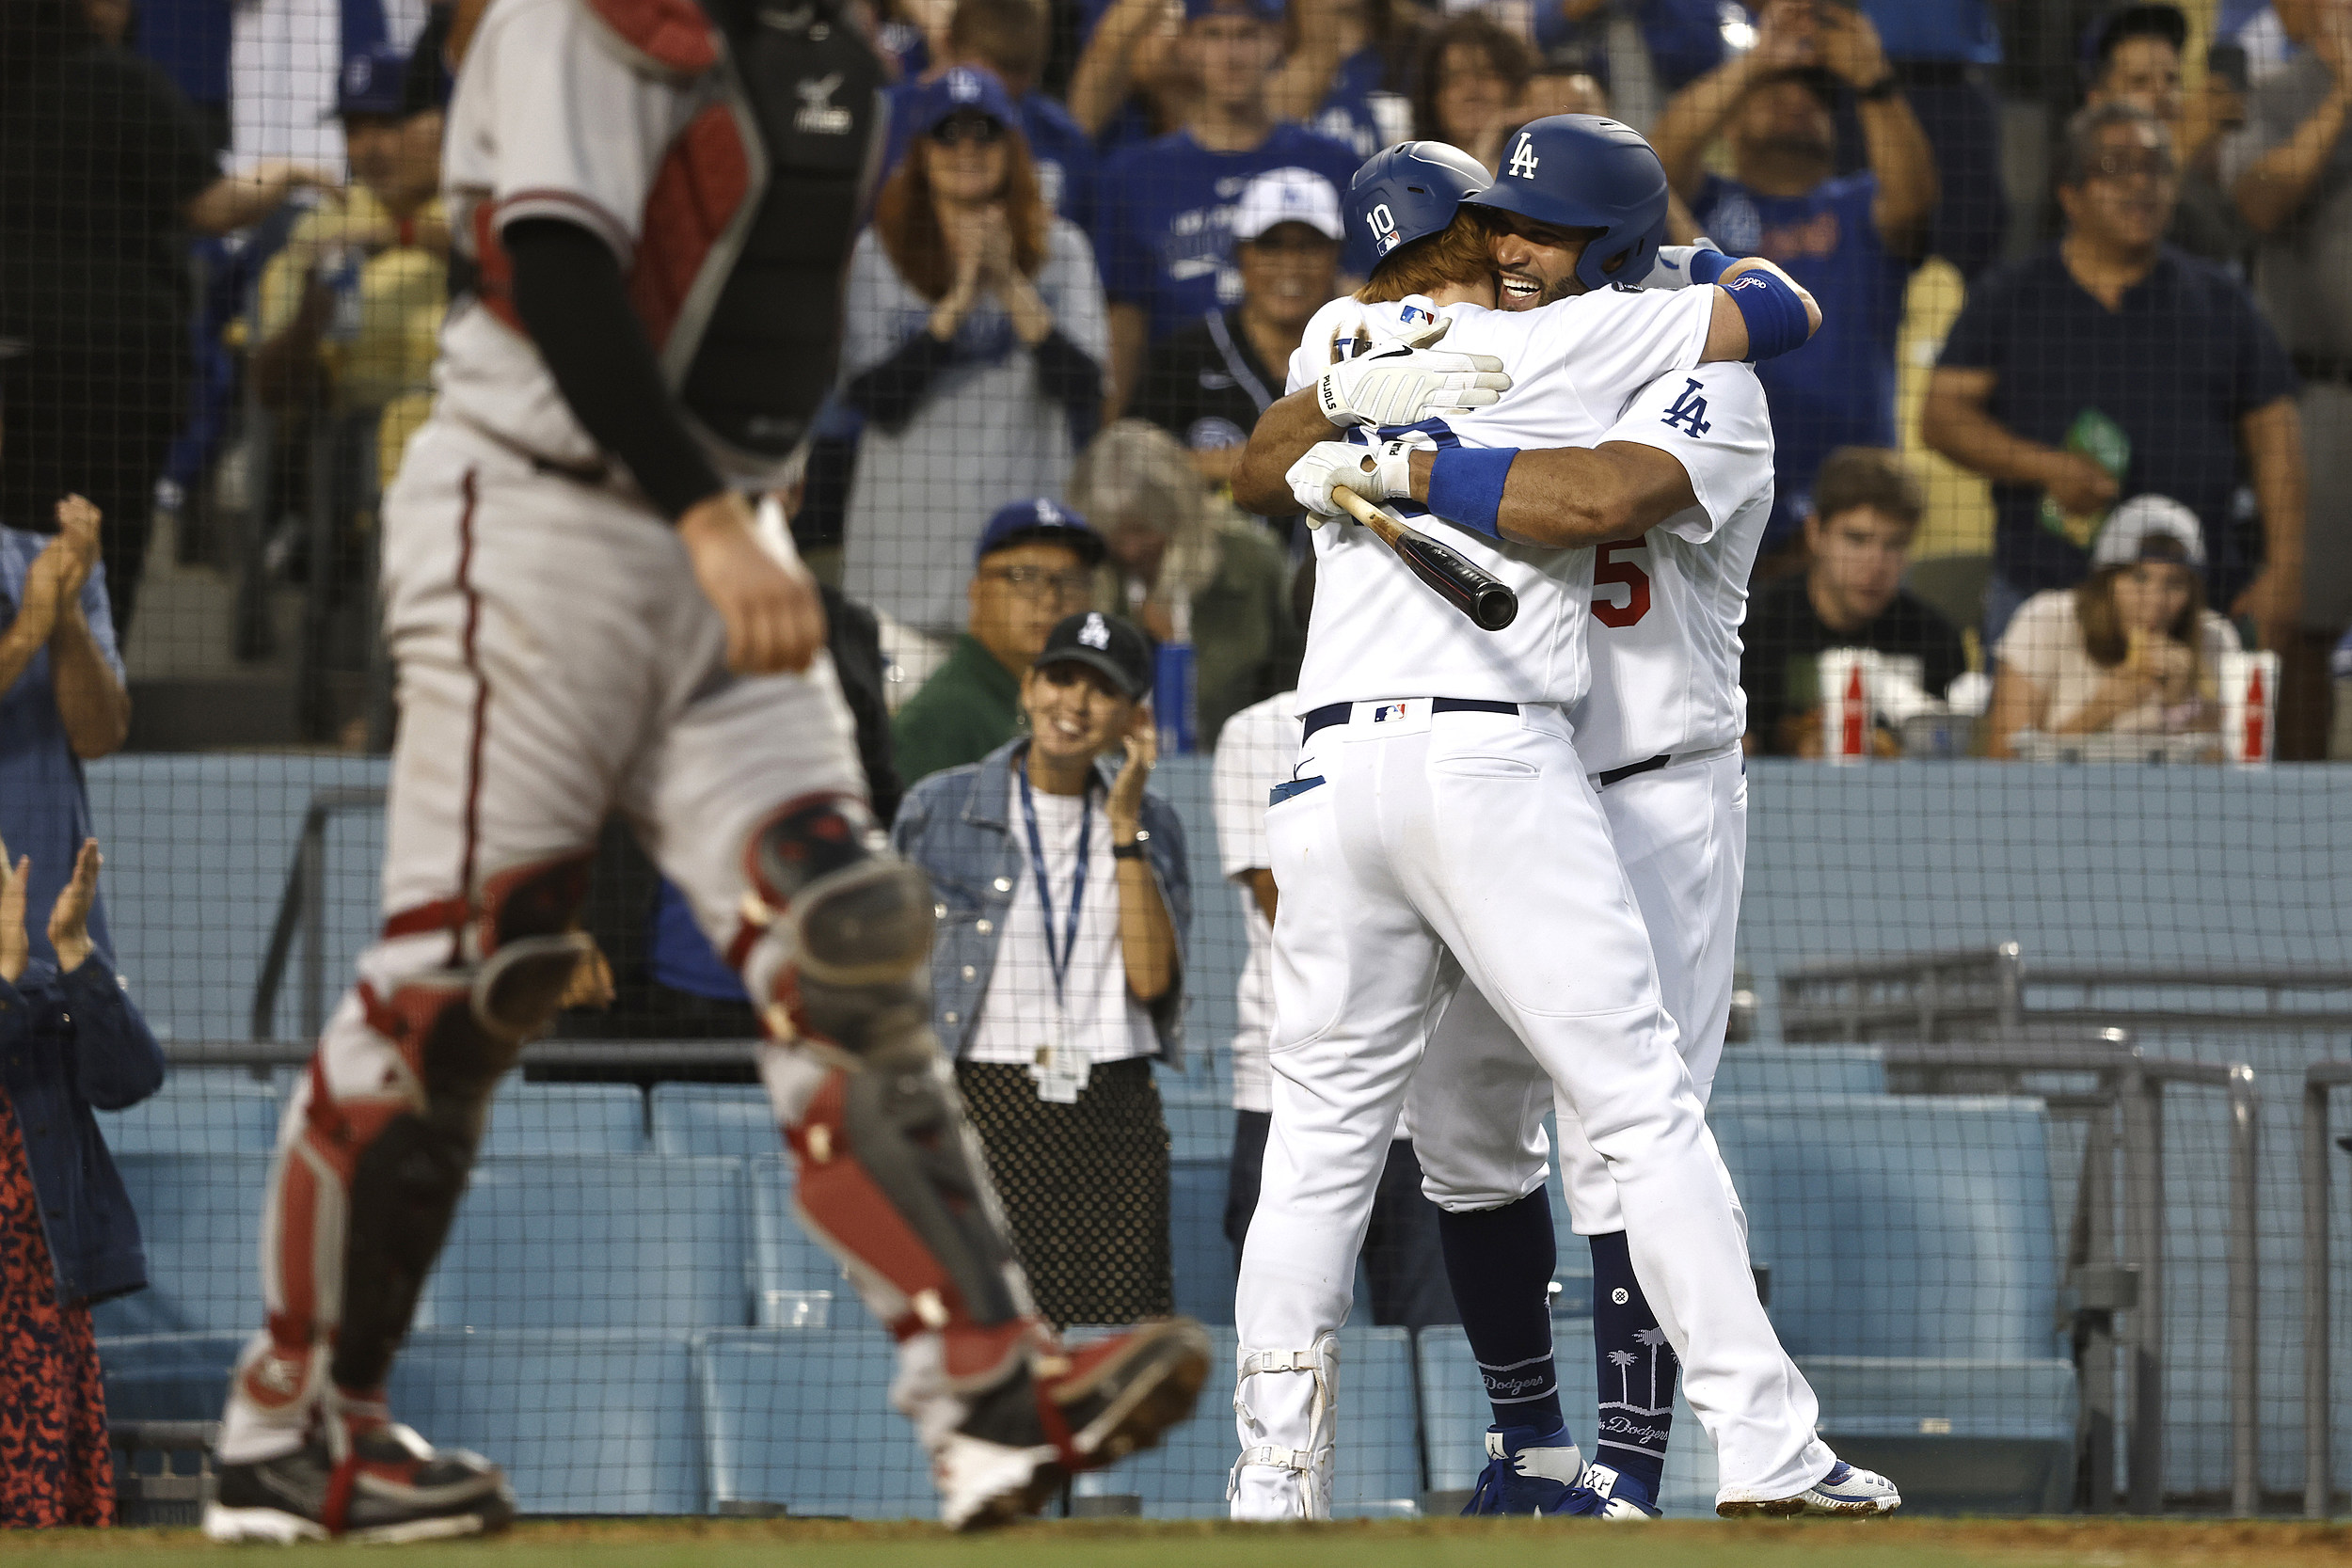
left=1314, top=318, right=1511, bottom=429
left=1641, top=239, right=1726, bottom=290
left=1286, top=434, right=1428, bottom=525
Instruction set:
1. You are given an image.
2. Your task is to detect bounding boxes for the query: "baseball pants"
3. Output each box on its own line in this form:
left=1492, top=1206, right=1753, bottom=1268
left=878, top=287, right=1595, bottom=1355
left=1232, top=704, right=1825, bottom=1514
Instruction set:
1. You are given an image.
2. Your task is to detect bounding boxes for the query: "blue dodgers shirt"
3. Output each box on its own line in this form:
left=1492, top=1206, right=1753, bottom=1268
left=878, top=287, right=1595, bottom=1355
left=1094, top=124, right=1363, bottom=341
left=881, top=80, right=1098, bottom=231
left=0, top=527, right=119, bottom=971
left=1935, top=245, right=2300, bottom=603
left=1694, top=170, right=1917, bottom=546
left=1860, top=0, right=2000, bottom=65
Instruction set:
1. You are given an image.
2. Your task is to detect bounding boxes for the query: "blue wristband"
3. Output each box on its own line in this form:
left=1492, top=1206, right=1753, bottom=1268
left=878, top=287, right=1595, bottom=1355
left=1424, top=446, right=1518, bottom=540
left=1723, top=268, right=1810, bottom=361
left=1686, top=245, right=1736, bottom=286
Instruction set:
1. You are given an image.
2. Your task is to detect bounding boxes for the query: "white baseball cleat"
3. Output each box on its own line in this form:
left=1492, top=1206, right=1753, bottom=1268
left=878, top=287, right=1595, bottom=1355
left=1717, top=1460, right=1901, bottom=1518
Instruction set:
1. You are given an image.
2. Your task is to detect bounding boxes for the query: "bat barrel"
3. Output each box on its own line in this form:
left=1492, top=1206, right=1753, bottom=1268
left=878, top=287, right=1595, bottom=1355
left=1470, top=581, right=1518, bottom=630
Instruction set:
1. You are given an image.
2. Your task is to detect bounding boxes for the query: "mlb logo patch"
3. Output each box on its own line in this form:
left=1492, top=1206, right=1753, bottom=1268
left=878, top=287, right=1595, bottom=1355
left=1373, top=702, right=1412, bottom=723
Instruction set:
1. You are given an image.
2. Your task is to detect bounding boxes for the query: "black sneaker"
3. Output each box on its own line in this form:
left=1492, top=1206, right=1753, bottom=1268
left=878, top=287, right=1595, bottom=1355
left=204, top=1425, right=515, bottom=1544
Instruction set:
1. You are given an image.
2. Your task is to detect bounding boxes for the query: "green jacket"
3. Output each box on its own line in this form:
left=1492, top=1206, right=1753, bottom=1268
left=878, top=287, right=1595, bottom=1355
left=1191, top=521, right=1302, bottom=745
left=892, top=635, right=1024, bottom=788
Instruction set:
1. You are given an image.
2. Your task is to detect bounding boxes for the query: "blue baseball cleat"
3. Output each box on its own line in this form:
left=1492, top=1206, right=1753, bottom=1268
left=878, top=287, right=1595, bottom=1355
left=1461, top=1425, right=1585, bottom=1515
left=1556, top=1460, right=1661, bottom=1519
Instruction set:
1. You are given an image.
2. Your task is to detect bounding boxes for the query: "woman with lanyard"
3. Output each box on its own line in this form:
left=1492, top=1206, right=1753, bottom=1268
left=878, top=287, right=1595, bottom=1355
left=891, top=610, right=1189, bottom=1327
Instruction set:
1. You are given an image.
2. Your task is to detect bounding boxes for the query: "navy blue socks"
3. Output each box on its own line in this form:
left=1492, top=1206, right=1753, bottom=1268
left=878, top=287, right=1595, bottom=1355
left=1589, top=1229, right=1675, bottom=1496
left=1437, top=1188, right=1564, bottom=1433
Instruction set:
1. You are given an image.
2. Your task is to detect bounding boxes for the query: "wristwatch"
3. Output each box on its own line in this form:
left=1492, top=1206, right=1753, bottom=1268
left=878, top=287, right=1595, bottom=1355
left=1111, top=830, right=1151, bottom=862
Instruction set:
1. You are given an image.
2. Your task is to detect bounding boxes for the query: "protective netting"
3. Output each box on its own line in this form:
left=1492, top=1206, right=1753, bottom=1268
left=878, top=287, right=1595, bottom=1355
left=3, top=0, right=2350, bottom=1530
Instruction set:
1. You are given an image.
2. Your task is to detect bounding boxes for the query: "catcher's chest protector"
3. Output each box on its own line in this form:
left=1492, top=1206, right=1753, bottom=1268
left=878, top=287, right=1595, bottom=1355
left=586, top=0, right=884, bottom=463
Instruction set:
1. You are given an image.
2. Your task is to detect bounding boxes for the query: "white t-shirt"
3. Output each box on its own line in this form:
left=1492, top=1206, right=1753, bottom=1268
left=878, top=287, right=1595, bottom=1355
left=1210, top=691, right=1300, bottom=1114
left=1994, top=590, right=2241, bottom=735
left=436, top=0, right=714, bottom=472
left=965, top=781, right=1158, bottom=1069
left=1282, top=286, right=1717, bottom=711
left=1566, top=361, right=1776, bottom=774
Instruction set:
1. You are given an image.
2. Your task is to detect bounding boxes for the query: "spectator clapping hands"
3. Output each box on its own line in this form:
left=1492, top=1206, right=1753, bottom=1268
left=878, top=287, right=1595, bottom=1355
left=0, top=834, right=102, bottom=984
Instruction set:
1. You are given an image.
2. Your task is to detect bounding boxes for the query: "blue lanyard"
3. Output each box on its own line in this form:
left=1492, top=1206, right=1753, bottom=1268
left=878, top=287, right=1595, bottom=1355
left=1015, top=761, right=1090, bottom=1009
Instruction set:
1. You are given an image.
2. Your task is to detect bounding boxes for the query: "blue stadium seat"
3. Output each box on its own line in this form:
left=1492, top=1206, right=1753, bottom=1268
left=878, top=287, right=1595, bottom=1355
left=650, top=1084, right=779, bottom=1159
left=93, top=1153, right=272, bottom=1338
left=1072, top=1325, right=1421, bottom=1517
left=414, top=1155, right=749, bottom=1331
left=479, top=1084, right=645, bottom=1155
left=1159, top=1087, right=1235, bottom=1164
left=698, top=1327, right=933, bottom=1519
left=1417, top=1323, right=1718, bottom=1517
left=1709, top=1047, right=1886, bottom=1098
left=1801, top=1355, right=2077, bottom=1513
left=97, top=1073, right=281, bottom=1156
left=1708, top=1095, right=2062, bottom=1360
left=99, top=1332, right=246, bottom=1425
left=744, top=1152, right=851, bottom=1326
left=1168, top=1154, right=1234, bottom=1325
left=390, top=1329, right=704, bottom=1515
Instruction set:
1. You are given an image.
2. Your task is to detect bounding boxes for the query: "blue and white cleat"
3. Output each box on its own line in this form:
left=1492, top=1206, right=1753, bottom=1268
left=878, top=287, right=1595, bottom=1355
left=1460, top=1425, right=1584, bottom=1515
left=1556, top=1460, right=1660, bottom=1519
left=1718, top=1460, right=1901, bottom=1518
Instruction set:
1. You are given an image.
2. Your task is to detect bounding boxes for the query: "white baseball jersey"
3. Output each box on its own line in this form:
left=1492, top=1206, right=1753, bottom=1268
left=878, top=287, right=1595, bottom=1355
left=1281, top=286, right=1715, bottom=710
left=1567, top=361, right=1776, bottom=775
left=436, top=0, right=707, bottom=471
left=1211, top=690, right=1299, bottom=1115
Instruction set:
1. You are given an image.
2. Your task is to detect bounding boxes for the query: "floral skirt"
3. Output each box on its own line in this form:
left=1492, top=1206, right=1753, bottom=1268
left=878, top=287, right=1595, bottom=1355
left=0, top=1102, right=113, bottom=1528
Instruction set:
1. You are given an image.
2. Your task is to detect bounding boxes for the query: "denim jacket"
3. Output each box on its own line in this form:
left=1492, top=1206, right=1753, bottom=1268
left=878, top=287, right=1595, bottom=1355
left=0, top=957, right=164, bottom=1305
left=890, top=738, right=1190, bottom=1065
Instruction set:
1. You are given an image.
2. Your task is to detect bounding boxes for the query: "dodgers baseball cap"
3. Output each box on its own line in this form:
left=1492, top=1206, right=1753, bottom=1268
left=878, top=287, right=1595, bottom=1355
left=1231, top=167, right=1344, bottom=243
left=2091, top=495, right=2207, bottom=571
left=908, top=65, right=1022, bottom=137
left=1184, top=0, right=1283, bottom=24
left=976, top=497, right=1105, bottom=565
left=330, top=42, right=413, bottom=119
left=1035, top=611, right=1152, bottom=701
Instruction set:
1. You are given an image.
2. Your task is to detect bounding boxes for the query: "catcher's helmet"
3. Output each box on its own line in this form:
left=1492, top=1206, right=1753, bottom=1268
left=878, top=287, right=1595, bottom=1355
left=1343, top=141, right=1492, bottom=280
left=1466, top=114, right=1668, bottom=293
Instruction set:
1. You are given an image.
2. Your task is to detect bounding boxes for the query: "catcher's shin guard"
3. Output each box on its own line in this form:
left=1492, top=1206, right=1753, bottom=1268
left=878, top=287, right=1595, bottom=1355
left=233, top=854, right=593, bottom=1443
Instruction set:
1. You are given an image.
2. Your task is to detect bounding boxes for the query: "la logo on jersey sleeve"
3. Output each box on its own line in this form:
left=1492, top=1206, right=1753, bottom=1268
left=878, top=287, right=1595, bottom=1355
left=1660, top=378, right=1712, bottom=437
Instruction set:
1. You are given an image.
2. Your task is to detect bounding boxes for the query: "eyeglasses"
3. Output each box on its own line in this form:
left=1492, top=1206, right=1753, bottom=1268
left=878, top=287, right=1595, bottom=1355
left=981, top=564, right=1093, bottom=602
left=2085, top=150, right=2176, bottom=182
left=930, top=115, right=1005, bottom=148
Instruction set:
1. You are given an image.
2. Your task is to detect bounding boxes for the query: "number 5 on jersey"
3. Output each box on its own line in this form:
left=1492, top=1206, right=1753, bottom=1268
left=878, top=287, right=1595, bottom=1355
left=1594, top=537, right=1650, bottom=627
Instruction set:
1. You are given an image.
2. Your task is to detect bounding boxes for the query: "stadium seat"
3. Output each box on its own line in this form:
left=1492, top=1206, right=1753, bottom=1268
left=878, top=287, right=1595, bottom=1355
left=1800, top=1355, right=2077, bottom=1514
left=96, top=1072, right=281, bottom=1156
left=1168, top=1154, right=1234, bottom=1324
left=414, top=1155, right=750, bottom=1331
left=93, top=1153, right=272, bottom=1338
left=1709, top=1046, right=1886, bottom=1098
left=1158, top=1085, right=1235, bottom=1164
left=391, top=1329, right=704, bottom=1515
left=649, top=1083, right=779, bottom=1159
left=479, top=1083, right=646, bottom=1155
left=1071, top=1324, right=1422, bottom=1517
left=745, top=1152, right=852, bottom=1325
left=99, top=1332, right=247, bottom=1425
left=697, top=1327, right=933, bottom=1519
left=1417, top=1323, right=1719, bottom=1517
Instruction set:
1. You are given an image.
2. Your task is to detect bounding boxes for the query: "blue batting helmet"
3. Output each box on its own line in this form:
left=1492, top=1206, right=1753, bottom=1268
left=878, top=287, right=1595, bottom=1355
left=1466, top=115, right=1668, bottom=293
left=1343, top=141, right=1492, bottom=280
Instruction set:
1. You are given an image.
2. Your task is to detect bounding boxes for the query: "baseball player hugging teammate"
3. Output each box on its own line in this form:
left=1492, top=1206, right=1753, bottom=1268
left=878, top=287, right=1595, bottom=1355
left=203, top=0, right=1206, bottom=1542
left=1223, top=119, right=1902, bottom=1520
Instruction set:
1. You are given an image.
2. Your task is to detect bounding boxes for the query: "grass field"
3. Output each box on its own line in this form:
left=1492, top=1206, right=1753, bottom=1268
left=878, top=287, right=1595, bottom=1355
left=9, top=1518, right=2352, bottom=1567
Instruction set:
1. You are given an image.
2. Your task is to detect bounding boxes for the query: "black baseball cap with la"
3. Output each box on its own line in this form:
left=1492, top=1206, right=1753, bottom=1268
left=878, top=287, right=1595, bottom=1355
left=1034, top=610, right=1152, bottom=701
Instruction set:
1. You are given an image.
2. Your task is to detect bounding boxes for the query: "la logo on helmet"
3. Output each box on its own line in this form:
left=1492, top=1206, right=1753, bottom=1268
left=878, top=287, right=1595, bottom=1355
left=1507, top=134, right=1539, bottom=180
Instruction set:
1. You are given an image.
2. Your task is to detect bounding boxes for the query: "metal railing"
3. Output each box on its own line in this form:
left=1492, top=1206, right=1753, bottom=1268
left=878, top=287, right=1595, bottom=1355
left=2304, top=1061, right=2352, bottom=1518
left=248, top=785, right=386, bottom=1042
left=1782, top=943, right=2352, bottom=1044
left=1883, top=1035, right=2261, bottom=1515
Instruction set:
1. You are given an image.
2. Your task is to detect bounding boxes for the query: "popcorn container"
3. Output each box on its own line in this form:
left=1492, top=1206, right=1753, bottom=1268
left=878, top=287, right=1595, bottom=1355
left=1818, top=647, right=1873, bottom=766
left=2218, top=648, right=2280, bottom=768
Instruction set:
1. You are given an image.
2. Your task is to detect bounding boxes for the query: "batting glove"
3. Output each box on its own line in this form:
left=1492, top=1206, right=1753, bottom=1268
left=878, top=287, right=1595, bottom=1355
left=1641, top=239, right=1725, bottom=290
left=1287, top=433, right=1430, bottom=525
left=1314, top=318, right=1510, bottom=429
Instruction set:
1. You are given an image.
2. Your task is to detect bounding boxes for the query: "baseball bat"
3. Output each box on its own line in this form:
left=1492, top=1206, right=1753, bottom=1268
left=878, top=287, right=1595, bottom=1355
left=1330, top=486, right=1518, bottom=632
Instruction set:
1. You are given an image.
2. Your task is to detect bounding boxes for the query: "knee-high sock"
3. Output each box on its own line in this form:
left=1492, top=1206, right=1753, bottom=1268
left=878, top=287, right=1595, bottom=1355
left=1590, top=1228, right=1677, bottom=1495
left=1437, top=1188, right=1563, bottom=1433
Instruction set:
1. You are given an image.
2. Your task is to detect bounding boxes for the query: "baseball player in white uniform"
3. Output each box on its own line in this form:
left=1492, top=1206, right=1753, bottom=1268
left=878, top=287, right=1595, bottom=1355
left=204, top=0, right=1207, bottom=1542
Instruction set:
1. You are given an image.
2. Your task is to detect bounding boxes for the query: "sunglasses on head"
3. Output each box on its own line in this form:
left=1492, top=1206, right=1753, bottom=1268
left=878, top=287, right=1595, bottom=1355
left=930, top=113, right=1006, bottom=148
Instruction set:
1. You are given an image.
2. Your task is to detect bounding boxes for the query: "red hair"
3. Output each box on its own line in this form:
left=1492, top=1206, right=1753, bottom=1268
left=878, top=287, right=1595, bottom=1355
left=873, top=125, right=1049, bottom=302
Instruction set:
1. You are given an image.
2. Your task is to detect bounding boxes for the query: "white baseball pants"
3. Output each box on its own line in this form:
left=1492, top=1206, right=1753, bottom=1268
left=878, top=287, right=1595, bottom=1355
left=1231, top=705, right=1826, bottom=1515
